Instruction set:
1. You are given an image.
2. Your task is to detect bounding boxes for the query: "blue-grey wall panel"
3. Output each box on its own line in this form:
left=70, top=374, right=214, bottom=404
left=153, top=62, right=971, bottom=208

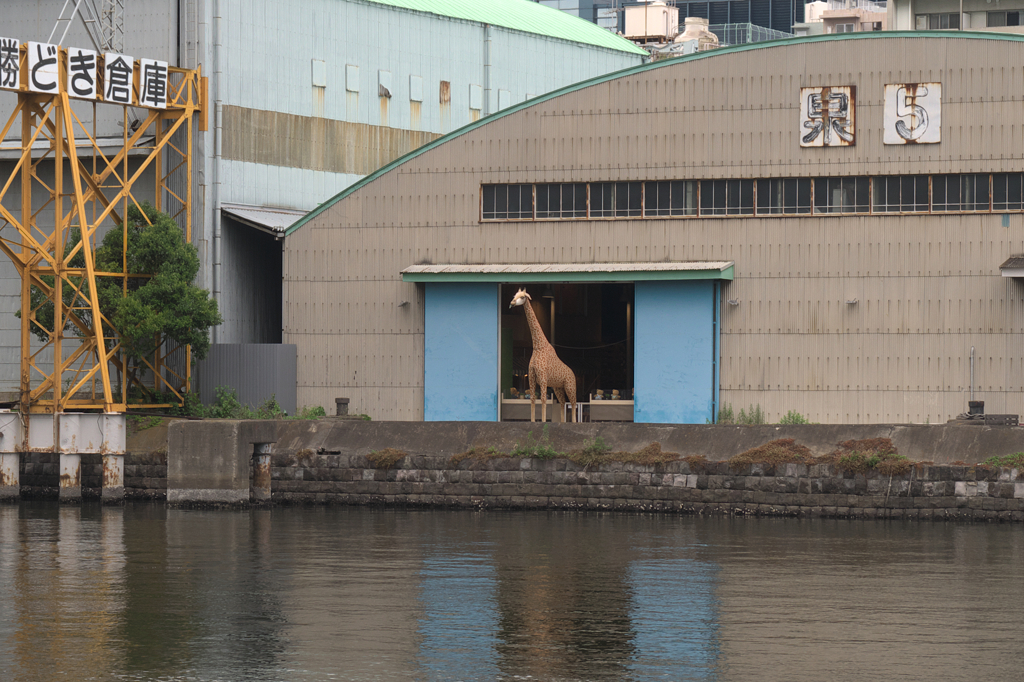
left=424, top=283, right=498, bottom=421
left=634, top=281, right=715, bottom=424
left=197, top=344, right=298, bottom=415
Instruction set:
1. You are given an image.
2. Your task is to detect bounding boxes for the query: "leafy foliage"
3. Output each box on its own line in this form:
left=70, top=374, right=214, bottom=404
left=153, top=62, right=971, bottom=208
left=20, top=202, right=221, bottom=362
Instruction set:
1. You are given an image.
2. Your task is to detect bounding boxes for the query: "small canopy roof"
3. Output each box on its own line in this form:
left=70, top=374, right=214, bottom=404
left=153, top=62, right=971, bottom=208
left=222, top=203, right=307, bottom=237
left=401, top=261, right=734, bottom=282
left=1000, top=255, right=1024, bottom=278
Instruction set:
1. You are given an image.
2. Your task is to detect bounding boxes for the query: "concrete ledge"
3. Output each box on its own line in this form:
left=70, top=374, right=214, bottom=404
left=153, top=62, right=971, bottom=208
left=167, top=488, right=250, bottom=505
left=272, top=421, right=1024, bottom=464
left=167, top=420, right=277, bottom=506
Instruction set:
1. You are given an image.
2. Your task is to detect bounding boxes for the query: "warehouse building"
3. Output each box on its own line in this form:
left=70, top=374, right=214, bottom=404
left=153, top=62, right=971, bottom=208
left=285, top=31, right=1024, bottom=424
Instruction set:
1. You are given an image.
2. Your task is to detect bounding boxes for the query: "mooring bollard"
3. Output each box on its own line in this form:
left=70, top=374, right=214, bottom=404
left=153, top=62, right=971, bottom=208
left=335, top=398, right=350, bottom=416
left=252, top=443, right=272, bottom=503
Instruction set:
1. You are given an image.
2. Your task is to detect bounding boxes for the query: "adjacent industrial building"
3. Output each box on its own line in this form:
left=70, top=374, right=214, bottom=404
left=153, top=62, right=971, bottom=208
left=285, top=31, right=1024, bottom=425
left=0, top=0, right=646, bottom=400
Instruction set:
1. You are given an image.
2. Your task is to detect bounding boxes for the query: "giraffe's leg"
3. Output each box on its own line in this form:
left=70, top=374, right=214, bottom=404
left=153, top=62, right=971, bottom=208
left=553, top=387, right=568, bottom=423
left=540, top=380, right=548, bottom=423
left=566, top=383, right=577, bottom=423
left=528, top=368, right=537, bottom=423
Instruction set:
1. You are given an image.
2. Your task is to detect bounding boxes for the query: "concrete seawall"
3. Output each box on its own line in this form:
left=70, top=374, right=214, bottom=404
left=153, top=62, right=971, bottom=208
left=13, top=420, right=1024, bottom=520
left=165, top=420, right=1024, bottom=520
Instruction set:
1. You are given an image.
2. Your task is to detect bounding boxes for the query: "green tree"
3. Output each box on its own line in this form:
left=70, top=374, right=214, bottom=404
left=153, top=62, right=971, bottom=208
left=20, top=201, right=221, bottom=364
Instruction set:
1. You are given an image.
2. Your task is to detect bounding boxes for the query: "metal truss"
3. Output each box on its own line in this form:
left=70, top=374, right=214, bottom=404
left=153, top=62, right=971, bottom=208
left=0, top=46, right=204, bottom=414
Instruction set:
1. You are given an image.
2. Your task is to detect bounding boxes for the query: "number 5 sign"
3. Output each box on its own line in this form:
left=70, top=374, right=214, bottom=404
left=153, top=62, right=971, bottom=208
left=884, top=82, right=941, bottom=144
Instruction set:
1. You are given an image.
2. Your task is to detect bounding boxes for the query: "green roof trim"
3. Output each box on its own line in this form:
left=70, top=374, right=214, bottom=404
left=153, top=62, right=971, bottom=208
left=401, top=265, right=734, bottom=283
left=286, top=31, right=1024, bottom=237
left=362, top=0, right=647, bottom=55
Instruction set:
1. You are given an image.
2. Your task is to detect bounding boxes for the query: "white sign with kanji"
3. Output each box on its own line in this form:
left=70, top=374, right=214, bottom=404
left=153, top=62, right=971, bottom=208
left=67, top=47, right=98, bottom=100
left=139, top=58, right=168, bottom=109
left=27, top=41, right=59, bottom=93
left=0, top=37, right=18, bottom=91
left=103, top=53, right=134, bottom=104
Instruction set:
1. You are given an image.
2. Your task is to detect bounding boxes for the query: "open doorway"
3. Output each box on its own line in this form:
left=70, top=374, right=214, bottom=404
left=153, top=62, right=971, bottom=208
left=500, top=282, right=634, bottom=421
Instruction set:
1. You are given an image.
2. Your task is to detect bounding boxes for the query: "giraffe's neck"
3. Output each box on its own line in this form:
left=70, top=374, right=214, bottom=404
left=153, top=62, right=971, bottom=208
left=522, top=299, right=552, bottom=352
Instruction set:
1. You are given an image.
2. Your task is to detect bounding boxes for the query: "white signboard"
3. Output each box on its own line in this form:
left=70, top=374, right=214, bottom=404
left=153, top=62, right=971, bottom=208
left=67, top=47, right=98, bottom=100
left=884, top=82, right=941, bottom=144
left=27, top=41, right=59, bottom=93
left=799, top=86, right=855, bottom=147
left=104, top=53, right=134, bottom=104
left=0, top=37, right=19, bottom=91
left=138, top=58, right=168, bottom=108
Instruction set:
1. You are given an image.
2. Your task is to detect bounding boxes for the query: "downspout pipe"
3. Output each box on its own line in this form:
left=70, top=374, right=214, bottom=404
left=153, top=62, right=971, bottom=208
left=211, top=0, right=223, bottom=342
left=483, top=23, right=492, bottom=116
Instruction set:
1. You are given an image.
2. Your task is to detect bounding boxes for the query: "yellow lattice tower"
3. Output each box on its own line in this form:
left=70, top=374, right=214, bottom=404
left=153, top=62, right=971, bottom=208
left=0, top=43, right=205, bottom=414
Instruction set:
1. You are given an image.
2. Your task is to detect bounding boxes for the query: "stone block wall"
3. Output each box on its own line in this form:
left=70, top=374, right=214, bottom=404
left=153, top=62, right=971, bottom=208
left=266, top=453, right=1024, bottom=521
left=19, top=452, right=165, bottom=499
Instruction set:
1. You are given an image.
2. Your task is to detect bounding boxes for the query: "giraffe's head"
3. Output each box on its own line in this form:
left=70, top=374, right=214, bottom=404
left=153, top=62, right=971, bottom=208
left=509, top=288, right=531, bottom=308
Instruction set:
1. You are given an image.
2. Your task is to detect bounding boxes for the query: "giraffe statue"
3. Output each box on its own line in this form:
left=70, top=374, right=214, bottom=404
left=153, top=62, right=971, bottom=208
left=509, top=288, right=578, bottom=423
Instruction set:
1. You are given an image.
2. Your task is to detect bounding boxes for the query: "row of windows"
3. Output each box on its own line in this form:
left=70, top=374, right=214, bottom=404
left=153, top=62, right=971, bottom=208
left=481, top=174, right=1024, bottom=221
left=915, top=11, right=1020, bottom=29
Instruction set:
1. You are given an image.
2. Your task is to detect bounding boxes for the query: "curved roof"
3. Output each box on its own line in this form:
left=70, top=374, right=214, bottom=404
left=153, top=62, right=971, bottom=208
left=363, top=0, right=647, bottom=55
left=286, top=31, right=1024, bottom=237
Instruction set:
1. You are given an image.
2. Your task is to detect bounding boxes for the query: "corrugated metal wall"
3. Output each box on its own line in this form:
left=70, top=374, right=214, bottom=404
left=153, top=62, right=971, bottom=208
left=284, top=35, right=1024, bottom=423
left=195, top=343, right=298, bottom=415
left=208, top=0, right=643, bottom=345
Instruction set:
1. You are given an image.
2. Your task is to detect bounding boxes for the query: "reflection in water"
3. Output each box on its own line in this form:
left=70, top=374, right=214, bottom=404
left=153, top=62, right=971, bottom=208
left=1, top=505, right=1024, bottom=681
left=0, top=504, right=126, bottom=682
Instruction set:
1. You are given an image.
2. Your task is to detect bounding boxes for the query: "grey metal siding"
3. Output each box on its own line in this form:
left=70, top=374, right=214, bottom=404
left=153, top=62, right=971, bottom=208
left=196, top=343, right=298, bottom=415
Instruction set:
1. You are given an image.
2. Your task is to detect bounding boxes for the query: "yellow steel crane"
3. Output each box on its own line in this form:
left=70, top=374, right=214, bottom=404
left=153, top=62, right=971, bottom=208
left=0, top=41, right=205, bottom=414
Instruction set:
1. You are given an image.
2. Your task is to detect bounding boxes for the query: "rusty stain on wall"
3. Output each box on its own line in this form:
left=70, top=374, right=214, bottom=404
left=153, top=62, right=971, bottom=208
left=102, top=456, right=121, bottom=488
left=440, top=80, right=451, bottom=133
left=411, top=101, right=421, bottom=131
left=222, top=105, right=441, bottom=176
left=312, top=85, right=325, bottom=119
left=346, top=91, right=359, bottom=124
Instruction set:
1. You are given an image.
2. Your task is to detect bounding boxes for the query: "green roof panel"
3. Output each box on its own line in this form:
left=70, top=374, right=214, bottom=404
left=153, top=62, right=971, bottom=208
left=363, top=0, right=648, bottom=54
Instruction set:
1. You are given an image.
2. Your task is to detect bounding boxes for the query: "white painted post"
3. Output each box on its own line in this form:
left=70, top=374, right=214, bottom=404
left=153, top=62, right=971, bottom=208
left=0, top=411, right=22, bottom=500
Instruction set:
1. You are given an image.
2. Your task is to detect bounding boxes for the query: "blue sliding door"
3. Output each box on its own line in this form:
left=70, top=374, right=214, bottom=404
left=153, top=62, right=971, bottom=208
left=424, top=283, right=498, bottom=421
left=634, top=281, right=717, bottom=424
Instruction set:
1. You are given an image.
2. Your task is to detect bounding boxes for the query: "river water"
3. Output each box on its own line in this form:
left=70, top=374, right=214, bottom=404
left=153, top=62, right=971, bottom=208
left=0, top=503, right=1020, bottom=682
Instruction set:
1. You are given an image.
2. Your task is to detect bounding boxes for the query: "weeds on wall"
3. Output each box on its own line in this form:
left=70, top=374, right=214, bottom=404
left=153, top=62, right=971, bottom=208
left=717, top=403, right=767, bottom=425
left=368, top=448, right=408, bottom=469
left=822, top=438, right=912, bottom=475
left=166, top=386, right=328, bottom=420
left=450, top=432, right=680, bottom=469
left=982, top=452, right=1024, bottom=468
left=718, top=404, right=814, bottom=425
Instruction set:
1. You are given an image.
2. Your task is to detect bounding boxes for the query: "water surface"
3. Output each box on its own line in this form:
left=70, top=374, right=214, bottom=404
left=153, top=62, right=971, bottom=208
left=0, top=503, right=1020, bottom=681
